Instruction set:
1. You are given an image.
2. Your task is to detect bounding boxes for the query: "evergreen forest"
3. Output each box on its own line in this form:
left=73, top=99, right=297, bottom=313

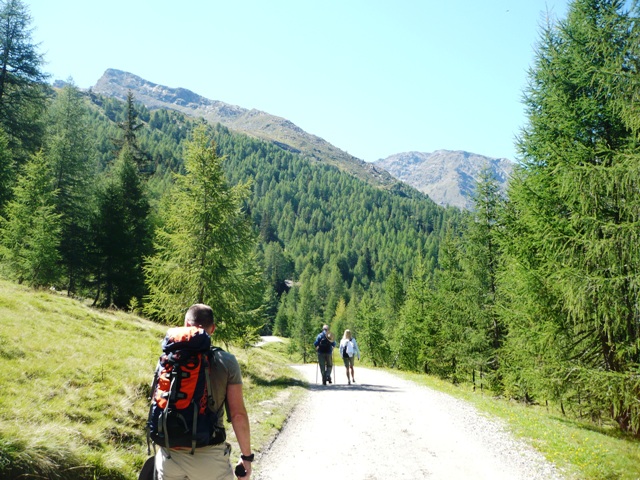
left=1, top=0, right=639, bottom=438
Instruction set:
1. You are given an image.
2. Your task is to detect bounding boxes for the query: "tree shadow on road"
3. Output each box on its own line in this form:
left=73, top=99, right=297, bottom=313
left=245, top=371, right=400, bottom=393
left=306, top=382, right=402, bottom=393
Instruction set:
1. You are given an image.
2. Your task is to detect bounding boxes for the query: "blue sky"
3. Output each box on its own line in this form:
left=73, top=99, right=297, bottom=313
left=27, top=0, right=569, bottom=162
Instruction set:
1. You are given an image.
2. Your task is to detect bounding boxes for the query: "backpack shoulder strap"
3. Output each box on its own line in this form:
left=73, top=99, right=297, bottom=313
left=204, top=349, right=216, bottom=412
left=145, top=363, right=162, bottom=455
left=209, top=347, right=234, bottom=423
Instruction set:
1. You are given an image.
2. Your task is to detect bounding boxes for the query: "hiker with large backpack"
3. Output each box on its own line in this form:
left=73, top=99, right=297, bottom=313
left=314, top=325, right=336, bottom=385
left=147, top=304, right=254, bottom=480
left=339, top=329, right=360, bottom=385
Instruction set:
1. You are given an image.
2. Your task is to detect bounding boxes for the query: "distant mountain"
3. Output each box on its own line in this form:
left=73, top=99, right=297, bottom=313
left=92, top=69, right=396, bottom=189
left=374, top=151, right=513, bottom=210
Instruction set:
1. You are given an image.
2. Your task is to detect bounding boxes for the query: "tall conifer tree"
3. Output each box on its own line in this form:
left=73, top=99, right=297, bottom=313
left=0, top=128, right=14, bottom=212
left=144, top=126, right=261, bottom=342
left=0, top=150, right=60, bottom=286
left=505, top=0, right=640, bottom=432
left=93, top=144, right=151, bottom=307
left=0, top=0, right=47, bottom=158
left=46, top=83, right=94, bottom=295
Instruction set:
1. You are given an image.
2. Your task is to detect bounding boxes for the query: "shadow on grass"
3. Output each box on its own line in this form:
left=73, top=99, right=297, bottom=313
left=551, top=414, right=639, bottom=442
left=244, top=371, right=306, bottom=388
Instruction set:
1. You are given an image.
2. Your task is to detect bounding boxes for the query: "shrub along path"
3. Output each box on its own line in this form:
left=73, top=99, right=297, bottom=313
left=253, top=364, right=564, bottom=480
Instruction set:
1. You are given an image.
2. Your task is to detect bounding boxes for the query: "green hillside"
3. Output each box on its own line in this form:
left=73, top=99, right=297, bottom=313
left=0, top=279, right=303, bottom=479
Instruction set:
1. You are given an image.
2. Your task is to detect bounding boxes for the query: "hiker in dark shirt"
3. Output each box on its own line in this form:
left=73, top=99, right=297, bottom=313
left=314, top=324, right=336, bottom=385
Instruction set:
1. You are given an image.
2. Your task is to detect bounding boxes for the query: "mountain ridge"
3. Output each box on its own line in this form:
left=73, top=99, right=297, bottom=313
left=90, top=68, right=512, bottom=209
left=92, top=69, right=396, bottom=188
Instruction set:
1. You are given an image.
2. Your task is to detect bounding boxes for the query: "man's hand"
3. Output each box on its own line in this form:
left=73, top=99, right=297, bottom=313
left=235, top=458, right=252, bottom=478
left=228, top=384, right=252, bottom=478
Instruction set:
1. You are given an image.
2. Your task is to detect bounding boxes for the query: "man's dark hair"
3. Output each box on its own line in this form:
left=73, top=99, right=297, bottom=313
left=185, top=303, right=215, bottom=330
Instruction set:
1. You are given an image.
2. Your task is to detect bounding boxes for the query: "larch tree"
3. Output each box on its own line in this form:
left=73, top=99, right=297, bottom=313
left=505, top=0, right=640, bottom=433
left=144, top=125, right=262, bottom=343
left=391, top=255, right=431, bottom=372
left=0, top=0, right=48, bottom=158
left=290, top=268, right=318, bottom=363
left=0, top=128, right=13, bottom=211
left=0, top=150, right=60, bottom=286
left=459, top=169, right=505, bottom=382
left=46, top=82, right=95, bottom=295
left=355, top=291, right=388, bottom=367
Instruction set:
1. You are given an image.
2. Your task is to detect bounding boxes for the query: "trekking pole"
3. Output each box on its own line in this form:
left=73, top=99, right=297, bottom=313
left=315, top=361, right=319, bottom=384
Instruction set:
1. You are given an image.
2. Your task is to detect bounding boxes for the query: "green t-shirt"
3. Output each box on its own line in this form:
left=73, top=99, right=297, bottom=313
left=209, top=348, right=242, bottom=429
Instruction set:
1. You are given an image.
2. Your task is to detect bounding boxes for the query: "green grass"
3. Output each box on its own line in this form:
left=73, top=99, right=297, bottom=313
left=0, top=279, right=305, bottom=479
left=391, top=369, right=640, bottom=480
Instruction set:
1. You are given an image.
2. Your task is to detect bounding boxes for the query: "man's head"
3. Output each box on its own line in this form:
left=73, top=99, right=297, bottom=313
left=322, top=324, right=329, bottom=332
left=185, top=303, right=215, bottom=334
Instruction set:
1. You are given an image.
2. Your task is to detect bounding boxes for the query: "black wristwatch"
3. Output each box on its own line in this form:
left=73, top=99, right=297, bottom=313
left=241, top=453, right=254, bottom=462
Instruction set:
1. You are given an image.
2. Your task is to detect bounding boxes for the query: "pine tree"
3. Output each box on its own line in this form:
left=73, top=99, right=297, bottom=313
left=144, top=125, right=262, bottom=342
left=0, top=0, right=48, bottom=158
left=46, top=82, right=95, bottom=295
left=93, top=144, right=151, bottom=307
left=115, top=91, right=148, bottom=171
left=324, top=262, right=347, bottom=325
left=263, top=241, right=294, bottom=295
left=274, top=288, right=296, bottom=337
left=0, top=128, right=14, bottom=212
left=0, top=150, right=60, bottom=286
left=260, top=284, right=279, bottom=334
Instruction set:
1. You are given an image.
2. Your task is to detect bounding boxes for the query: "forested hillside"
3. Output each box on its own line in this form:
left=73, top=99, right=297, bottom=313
left=81, top=93, right=458, bottom=321
left=92, top=68, right=399, bottom=190
left=1, top=0, right=640, bottom=443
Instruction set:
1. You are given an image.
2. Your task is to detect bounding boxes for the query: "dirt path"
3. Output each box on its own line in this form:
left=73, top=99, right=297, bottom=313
left=253, top=364, right=564, bottom=480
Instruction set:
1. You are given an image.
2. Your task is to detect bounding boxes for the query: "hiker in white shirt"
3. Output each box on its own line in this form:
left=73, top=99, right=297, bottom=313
left=339, top=329, right=360, bottom=385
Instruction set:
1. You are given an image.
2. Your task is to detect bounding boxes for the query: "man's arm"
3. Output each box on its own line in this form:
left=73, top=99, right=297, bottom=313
left=227, top=383, right=253, bottom=477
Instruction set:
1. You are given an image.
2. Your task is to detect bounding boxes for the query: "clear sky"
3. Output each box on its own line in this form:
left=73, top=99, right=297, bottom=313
left=27, top=0, right=569, bottom=163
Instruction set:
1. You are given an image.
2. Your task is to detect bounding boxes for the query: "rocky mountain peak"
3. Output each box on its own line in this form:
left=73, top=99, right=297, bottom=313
left=374, top=150, right=513, bottom=209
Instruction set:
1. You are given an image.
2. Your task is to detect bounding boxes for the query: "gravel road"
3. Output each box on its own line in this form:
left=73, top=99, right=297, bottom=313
left=254, top=364, right=565, bottom=480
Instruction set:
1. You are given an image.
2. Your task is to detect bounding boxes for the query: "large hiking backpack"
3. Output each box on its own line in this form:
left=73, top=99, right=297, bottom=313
left=318, top=332, right=332, bottom=353
left=147, top=326, right=223, bottom=455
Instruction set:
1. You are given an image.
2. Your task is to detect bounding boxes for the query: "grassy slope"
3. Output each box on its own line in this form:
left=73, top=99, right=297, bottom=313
left=0, top=279, right=304, bottom=480
left=1, top=278, right=639, bottom=479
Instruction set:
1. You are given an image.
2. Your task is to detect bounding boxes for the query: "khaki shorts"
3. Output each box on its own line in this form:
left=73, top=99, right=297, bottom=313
left=155, top=442, right=234, bottom=480
left=342, top=356, right=355, bottom=367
